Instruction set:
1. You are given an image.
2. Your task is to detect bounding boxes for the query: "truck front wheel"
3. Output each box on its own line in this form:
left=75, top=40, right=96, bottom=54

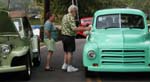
left=85, top=67, right=99, bottom=77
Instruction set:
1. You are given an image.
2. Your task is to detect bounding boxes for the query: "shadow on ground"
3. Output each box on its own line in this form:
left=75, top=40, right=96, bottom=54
left=86, top=72, right=150, bottom=82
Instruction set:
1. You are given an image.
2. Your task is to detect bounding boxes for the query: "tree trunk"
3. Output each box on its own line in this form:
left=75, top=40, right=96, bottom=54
left=44, top=0, right=50, bottom=22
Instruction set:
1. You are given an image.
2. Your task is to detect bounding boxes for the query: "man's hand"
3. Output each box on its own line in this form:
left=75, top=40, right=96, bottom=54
left=85, top=27, right=91, bottom=31
left=55, top=25, right=62, bottom=30
left=74, top=26, right=91, bottom=32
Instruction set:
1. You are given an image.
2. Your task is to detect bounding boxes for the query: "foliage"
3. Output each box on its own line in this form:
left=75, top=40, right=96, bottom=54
left=33, top=0, right=150, bottom=24
left=44, top=0, right=150, bottom=18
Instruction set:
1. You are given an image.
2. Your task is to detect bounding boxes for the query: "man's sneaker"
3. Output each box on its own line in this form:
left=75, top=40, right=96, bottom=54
left=67, top=65, right=79, bottom=72
left=62, top=63, right=68, bottom=70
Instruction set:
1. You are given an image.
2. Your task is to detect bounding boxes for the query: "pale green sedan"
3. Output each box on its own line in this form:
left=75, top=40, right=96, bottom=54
left=0, top=10, right=41, bottom=80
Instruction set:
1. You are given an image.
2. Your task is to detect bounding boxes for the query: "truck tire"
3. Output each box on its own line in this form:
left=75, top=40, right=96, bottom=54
left=85, top=67, right=91, bottom=77
left=85, top=67, right=98, bottom=77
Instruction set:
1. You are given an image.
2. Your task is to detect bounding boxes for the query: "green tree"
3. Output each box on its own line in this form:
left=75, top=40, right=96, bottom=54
left=33, top=0, right=150, bottom=22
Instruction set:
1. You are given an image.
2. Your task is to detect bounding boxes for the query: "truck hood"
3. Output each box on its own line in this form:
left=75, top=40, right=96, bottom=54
left=92, top=29, right=146, bottom=49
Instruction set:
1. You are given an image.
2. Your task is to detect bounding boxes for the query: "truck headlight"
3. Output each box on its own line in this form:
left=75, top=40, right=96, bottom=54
left=88, top=50, right=96, bottom=59
left=1, top=44, right=11, bottom=55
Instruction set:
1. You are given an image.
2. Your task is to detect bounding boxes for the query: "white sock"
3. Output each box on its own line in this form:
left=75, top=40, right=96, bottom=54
left=68, top=64, right=71, bottom=67
left=64, top=63, right=68, bottom=66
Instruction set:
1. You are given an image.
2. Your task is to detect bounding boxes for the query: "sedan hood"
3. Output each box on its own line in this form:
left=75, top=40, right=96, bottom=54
left=0, top=11, right=17, bottom=33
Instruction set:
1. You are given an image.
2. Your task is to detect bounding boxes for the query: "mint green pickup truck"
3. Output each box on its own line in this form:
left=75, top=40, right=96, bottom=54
left=83, top=8, right=150, bottom=75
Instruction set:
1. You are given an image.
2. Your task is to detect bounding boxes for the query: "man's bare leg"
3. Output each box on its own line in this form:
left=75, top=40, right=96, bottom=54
left=67, top=52, right=72, bottom=65
left=64, top=52, right=68, bottom=64
left=62, top=52, right=69, bottom=70
left=67, top=52, right=79, bottom=72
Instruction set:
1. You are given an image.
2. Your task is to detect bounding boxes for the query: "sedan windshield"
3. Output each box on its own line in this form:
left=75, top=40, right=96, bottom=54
left=0, top=0, right=8, bottom=10
left=96, top=14, right=144, bottom=29
left=0, top=12, right=17, bottom=33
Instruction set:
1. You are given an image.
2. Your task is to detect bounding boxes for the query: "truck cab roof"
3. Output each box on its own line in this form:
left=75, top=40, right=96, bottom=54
left=95, top=8, right=145, bottom=17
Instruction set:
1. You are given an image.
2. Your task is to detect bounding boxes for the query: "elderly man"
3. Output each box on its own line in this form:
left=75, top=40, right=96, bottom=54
left=61, top=5, right=91, bottom=72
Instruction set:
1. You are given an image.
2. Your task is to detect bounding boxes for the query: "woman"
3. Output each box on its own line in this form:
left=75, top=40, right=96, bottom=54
left=61, top=5, right=91, bottom=72
left=44, top=12, right=58, bottom=71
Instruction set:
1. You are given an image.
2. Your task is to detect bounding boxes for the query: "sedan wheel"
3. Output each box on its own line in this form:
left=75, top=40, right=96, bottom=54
left=33, top=41, right=41, bottom=67
left=21, top=53, right=32, bottom=81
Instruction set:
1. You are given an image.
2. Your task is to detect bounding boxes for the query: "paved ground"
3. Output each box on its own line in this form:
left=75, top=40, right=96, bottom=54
left=0, top=39, right=150, bottom=82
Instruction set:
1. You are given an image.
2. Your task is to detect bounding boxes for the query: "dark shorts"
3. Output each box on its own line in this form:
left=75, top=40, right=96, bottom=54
left=62, top=35, right=76, bottom=52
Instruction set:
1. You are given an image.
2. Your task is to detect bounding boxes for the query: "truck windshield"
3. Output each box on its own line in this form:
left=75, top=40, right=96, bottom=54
left=96, top=14, right=144, bottom=29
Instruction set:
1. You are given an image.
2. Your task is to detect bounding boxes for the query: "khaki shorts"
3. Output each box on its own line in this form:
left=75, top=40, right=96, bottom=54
left=44, top=38, right=56, bottom=51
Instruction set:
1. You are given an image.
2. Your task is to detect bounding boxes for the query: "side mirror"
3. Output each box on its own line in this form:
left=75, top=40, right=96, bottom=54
left=146, top=16, right=150, bottom=20
left=148, top=24, right=150, bottom=32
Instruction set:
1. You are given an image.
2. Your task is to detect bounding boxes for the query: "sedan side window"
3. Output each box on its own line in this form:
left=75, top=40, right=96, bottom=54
left=12, top=18, right=25, bottom=38
left=13, top=20, right=22, bottom=32
left=14, top=22, right=20, bottom=31
left=23, top=17, right=33, bottom=38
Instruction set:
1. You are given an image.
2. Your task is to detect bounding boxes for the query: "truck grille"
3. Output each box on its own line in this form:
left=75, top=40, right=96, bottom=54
left=101, top=50, right=146, bottom=65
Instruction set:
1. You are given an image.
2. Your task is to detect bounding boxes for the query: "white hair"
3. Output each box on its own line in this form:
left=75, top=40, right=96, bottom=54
left=68, top=5, right=78, bottom=13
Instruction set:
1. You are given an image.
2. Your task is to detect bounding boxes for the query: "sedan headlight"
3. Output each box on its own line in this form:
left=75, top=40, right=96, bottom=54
left=88, top=50, right=96, bottom=59
left=1, top=44, right=11, bottom=55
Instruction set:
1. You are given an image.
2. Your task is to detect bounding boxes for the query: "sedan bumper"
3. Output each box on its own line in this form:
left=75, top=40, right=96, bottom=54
left=0, top=65, right=26, bottom=73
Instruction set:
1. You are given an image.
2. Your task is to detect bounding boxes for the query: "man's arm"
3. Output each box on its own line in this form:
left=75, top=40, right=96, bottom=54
left=73, top=26, right=91, bottom=32
left=69, top=16, right=91, bottom=32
